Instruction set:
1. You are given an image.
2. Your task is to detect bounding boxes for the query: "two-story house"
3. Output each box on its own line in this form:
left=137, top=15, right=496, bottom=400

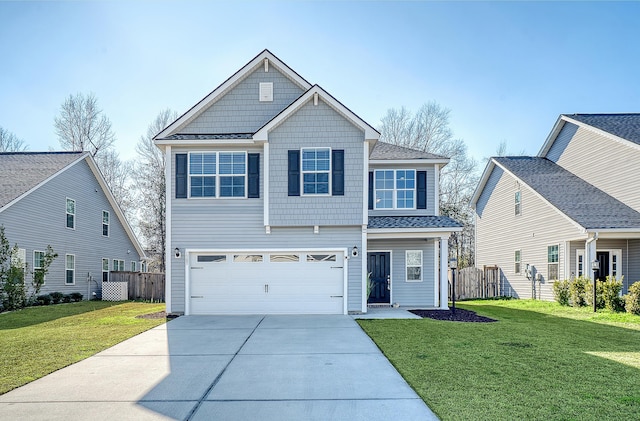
left=472, top=114, right=640, bottom=300
left=154, top=50, right=462, bottom=315
left=0, top=151, right=145, bottom=300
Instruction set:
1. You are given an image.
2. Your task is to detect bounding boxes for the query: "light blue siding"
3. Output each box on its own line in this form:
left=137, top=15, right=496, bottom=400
left=368, top=239, right=437, bottom=307
left=268, top=99, right=365, bottom=226
left=181, top=66, right=305, bottom=134
left=0, top=159, right=140, bottom=298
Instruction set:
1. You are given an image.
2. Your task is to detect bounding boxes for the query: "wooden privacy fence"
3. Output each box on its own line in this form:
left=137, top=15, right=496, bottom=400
left=108, top=272, right=165, bottom=302
left=450, top=266, right=500, bottom=300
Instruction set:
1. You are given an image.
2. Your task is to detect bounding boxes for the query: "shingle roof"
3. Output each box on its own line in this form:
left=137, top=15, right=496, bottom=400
left=564, top=114, right=640, bottom=146
left=368, top=215, right=463, bottom=229
left=162, top=133, right=254, bottom=140
left=494, top=156, right=640, bottom=230
left=0, top=152, right=84, bottom=209
left=370, top=141, right=447, bottom=160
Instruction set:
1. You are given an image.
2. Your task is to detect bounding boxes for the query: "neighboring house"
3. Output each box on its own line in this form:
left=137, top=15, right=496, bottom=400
left=472, top=114, right=640, bottom=300
left=0, top=152, right=145, bottom=299
left=154, top=49, right=462, bottom=315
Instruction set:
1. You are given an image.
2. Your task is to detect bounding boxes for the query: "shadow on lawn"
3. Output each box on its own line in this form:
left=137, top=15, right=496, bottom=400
left=0, top=301, right=121, bottom=330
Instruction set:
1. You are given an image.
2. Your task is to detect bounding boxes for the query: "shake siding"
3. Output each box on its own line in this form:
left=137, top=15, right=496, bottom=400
left=475, top=166, right=583, bottom=299
left=268, top=99, right=365, bottom=226
left=0, top=160, right=140, bottom=297
left=368, top=239, right=436, bottom=307
left=181, top=67, right=305, bottom=134
left=546, top=123, right=640, bottom=212
left=368, top=165, right=436, bottom=216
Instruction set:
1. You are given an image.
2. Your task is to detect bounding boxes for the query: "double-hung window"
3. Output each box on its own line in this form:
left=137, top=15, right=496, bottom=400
left=302, top=148, right=330, bottom=195
left=66, top=198, right=75, bottom=229
left=515, top=250, right=521, bottom=274
left=189, top=152, right=246, bottom=198
left=406, top=250, right=423, bottom=282
left=102, top=258, right=109, bottom=282
left=113, top=259, right=125, bottom=272
left=547, top=245, right=559, bottom=280
left=65, top=254, right=75, bottom=285
left=102, top=211, right=110, bottom=237
left=34, top=250, right=46, bottom=284
left=374, top=170, right=416, bottom=209
left=515, top=191, right=521, bottom=215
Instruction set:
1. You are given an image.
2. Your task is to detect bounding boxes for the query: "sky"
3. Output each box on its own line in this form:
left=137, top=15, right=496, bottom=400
left=1, top=1, right=639, bottom=166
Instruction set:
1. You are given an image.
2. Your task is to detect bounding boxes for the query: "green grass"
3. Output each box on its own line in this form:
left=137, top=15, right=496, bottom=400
left=358, top=299, right=640, bottom=421
left=0, top=301, right=166, bottom=394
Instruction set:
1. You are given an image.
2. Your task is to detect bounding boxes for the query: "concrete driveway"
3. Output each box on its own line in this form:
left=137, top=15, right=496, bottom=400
left=0, top=315, right=438, bottom=420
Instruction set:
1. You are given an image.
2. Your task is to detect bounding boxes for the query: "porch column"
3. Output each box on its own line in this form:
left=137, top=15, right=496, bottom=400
left=585, top=235, right=597, bottom=279
left=440, top=236, right=449, bottom=310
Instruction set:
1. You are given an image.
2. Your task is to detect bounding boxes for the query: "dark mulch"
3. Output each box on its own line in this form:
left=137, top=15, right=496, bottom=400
left=409, top=308, right=497, bottom=323
left=135, top=311, right=180, bottom=320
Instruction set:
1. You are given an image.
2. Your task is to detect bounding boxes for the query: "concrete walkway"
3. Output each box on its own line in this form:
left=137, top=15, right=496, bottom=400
left=0, top=315, right=438, bottom=421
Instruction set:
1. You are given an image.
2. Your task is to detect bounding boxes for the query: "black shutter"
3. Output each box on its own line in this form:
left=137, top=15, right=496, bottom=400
left=331, top=150, right=344, bottom=196
left=248, top=153, right=260, bottom=198
left=175, top=154, right=187, bottom=199
left=368, top=171, right=374, bottom=209
left=288, top=150, right=300, bottom=196
left=417, top=170, right=427, bottom=209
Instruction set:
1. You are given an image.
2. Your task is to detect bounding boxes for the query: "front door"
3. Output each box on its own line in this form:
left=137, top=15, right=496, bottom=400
left=595, top=251, right=610, bottom=281
left=367, top=252, right=390, bottom=304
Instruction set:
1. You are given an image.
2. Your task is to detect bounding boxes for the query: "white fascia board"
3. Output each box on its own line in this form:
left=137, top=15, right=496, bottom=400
left=585, top=229, right=640, bottom=239
left=154, top=50, right=312, bottom=140
left=368, top=228, right=462, bottom=239
left=0, top=153, right=87, bottom=214
left=469, top=159, right=496, bottom=208
left=253, top=85, right=380, bottom=142
left=369, top=159, right=450, bottom=165
left=84, top=155, right=147, bottom=258
left=538, top=115, right=566, bottom=157
left=154, top=139, right=260, bottom=147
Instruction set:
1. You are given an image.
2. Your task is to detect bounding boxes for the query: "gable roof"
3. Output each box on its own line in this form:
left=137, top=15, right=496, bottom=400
left=0, top=152, right=84, bottom=208
left=369, top=141, right=448, bottom=161
left=0, top=151, right=145, bottom=257
left=489, top=156, right=640, bottom=230
left=155, top=49, right=312, bottom=140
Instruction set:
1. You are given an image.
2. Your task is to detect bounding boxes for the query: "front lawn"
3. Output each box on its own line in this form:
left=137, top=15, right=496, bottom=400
left=358, top=299, right=640, bottom=420
left=0, top=301, right=166, bottom=394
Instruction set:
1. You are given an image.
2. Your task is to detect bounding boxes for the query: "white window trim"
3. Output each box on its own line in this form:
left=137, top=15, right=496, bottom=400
left=547, top=244, right=559, bottom=281
left=113, top=259, right=125, bottom=272
left=515, top=191, right=521, bottom=216
left=102, top=210, right=110, bottom=237
left=406, top=250, right=423, bottom=282
left=130, top=261, right=137, bottom=272
left=576, top=249, right=584, bottom=278
left=515, top=249, right=521, bottom=274
left=102, top=258, right=109, bottom=282
left=374, top=169, right=417, bottom=210
left=301, top=147, right=332, bottom=196
left=578, top=249, right=622, bottom=280
left=66, top=197, right=76, bottom=230
left=65, top=254, right=75, bottom=285
left=34, top=250, right=46, bottom=285
left=187, top=151, right=248, bottom=199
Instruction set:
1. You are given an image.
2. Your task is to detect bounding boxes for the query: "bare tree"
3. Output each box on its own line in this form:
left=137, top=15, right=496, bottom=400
left=0, top=127, right=28, bottom=152
left=54, top=93, right=115, bottom=157
left=379, top=101, right=479, bottom=268
left=95, top=149, right=135, bottom=224
left=134, top=109, right=178, bottom=272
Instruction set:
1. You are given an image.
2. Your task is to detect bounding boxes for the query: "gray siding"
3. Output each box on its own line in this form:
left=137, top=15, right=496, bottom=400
left=368, top=164, right=436, bottom=216
left=0, top=159, right=140, bottom=298
left=546, top=123, right=640, bottom=212
left=475, top=165, right=583, bottom=300
left=368, top=239, right=437, bottom=307
left=268, top=99, right=365, bottom=226
left=181, top=66, right=305, bottom=134
left=628, top=240, right=640, bottom=292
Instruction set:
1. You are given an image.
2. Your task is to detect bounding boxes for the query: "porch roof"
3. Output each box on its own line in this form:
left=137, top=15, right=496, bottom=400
left=494, top=156, right=640, bottom=230
left=368, top=215, right=463, bottom=230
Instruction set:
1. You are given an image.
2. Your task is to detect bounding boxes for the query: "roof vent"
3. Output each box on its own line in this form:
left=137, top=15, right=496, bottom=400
left=264, top=58, right=269, bottom=72
left=259, top=82, right=273, bottom=102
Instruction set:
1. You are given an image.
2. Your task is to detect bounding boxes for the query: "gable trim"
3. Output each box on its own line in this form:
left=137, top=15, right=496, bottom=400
left=253, top=85, right=380, bottom=142
left=154, top=50, right=312, bottom=140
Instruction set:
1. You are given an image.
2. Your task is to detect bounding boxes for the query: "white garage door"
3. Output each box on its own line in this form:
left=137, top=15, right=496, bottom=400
left=188, top=251, right=345, bottom=315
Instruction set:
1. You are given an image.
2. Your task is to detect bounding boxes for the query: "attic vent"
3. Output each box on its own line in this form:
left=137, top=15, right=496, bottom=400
left=259, top=82, right=273, bottom=102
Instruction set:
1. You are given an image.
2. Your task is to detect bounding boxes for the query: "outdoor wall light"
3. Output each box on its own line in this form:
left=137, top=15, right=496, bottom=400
left=174, top=248, right=181, bottom=258
left=351, top=246, right=359, bottom=257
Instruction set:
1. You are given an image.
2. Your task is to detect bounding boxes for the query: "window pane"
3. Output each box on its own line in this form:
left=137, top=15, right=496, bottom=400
left=66, top=270, right=74, bottom=284
left=66, top=199, right=75, bottom=214
left=376, top=191, right=393, bottom=209
left=407, top=251, right=422, bottom=266
left=191, top=176, right=216, bottom=197
left=407, top=267, right=421, bottom=281
left=307, top=254, right=336, bottom=262
left=220, top=176, right=245, bottom=197
left=198, top=255, right=226, bottom=262
left=233, top=254, right=263, bottom=262
left=34, top=251, right=44, bottom=269
left=103, top=211, right=109, bottom=224
left=67, top=214, right=74, bottom=229
left=548, top=245, right=558, bottom=263
left=102, top=259, right=109, bottom=271
left=303, top=173, right=329, bottom=195
left=66, top=255, right=74, bottom=269
left=219, top=153, right=245, bottom=175
left=270, top=254, right=299, bottom=262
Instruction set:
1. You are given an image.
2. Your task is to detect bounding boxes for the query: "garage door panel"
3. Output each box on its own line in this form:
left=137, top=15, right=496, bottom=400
left=189, top=251, right=345, bottom=315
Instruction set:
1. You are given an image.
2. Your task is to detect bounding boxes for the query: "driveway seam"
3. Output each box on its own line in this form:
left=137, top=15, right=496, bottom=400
left=184, top=316, right=265, bottom=421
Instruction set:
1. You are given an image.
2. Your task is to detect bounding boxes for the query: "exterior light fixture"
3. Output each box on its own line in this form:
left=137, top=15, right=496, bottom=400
left=351, top=246, right=359, bottom=257
left=174, top=248, right=181, bottom=258
left=591, top=259, right=600, bottom=313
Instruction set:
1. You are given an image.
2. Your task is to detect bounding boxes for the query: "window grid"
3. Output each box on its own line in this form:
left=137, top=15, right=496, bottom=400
left=301, top=148, right=331, bottom=195
left=188, top=152, right=246, bottom=198
left=66, top=198, right=75, bottom=229
left=374, top=170, right=416, bottom=209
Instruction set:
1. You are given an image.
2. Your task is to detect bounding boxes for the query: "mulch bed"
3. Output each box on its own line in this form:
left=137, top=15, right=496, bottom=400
left=409, top=308, right=497, bottom=323
left=135, top=311, right=180, bottom=320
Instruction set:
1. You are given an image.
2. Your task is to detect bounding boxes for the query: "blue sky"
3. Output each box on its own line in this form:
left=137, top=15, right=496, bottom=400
left=1, top=1, right=639, bottom=164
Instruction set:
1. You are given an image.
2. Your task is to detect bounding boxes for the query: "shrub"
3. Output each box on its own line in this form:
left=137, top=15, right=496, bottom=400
left=62, top=294, right=72, bottom=303
left=37, top=294, right=52, bottom=305
left=553, top=280, right=571, bottom=306
left=50, top=292, right=64, bottom=304
left=626, top=281, right=640, bottom=315
left=585, top=280, right=605, bottom=310
left=70, top=292, right=83, bottom=302
left=569, top=276, right=588, bottom=307
left=602, top=276, right=624, bottom=312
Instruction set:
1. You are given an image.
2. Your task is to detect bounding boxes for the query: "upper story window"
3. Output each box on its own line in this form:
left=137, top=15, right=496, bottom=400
left=188, top=152, right=246, bottom=198
left=374, top=170, right=416, bottom=209
left=302, top=148, right=331, bottom=195
left=515, top=191, right=521, bottom=215
left=66, top=198, right=75, bottom=229
left=102, top=211, right=110, bottom=237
